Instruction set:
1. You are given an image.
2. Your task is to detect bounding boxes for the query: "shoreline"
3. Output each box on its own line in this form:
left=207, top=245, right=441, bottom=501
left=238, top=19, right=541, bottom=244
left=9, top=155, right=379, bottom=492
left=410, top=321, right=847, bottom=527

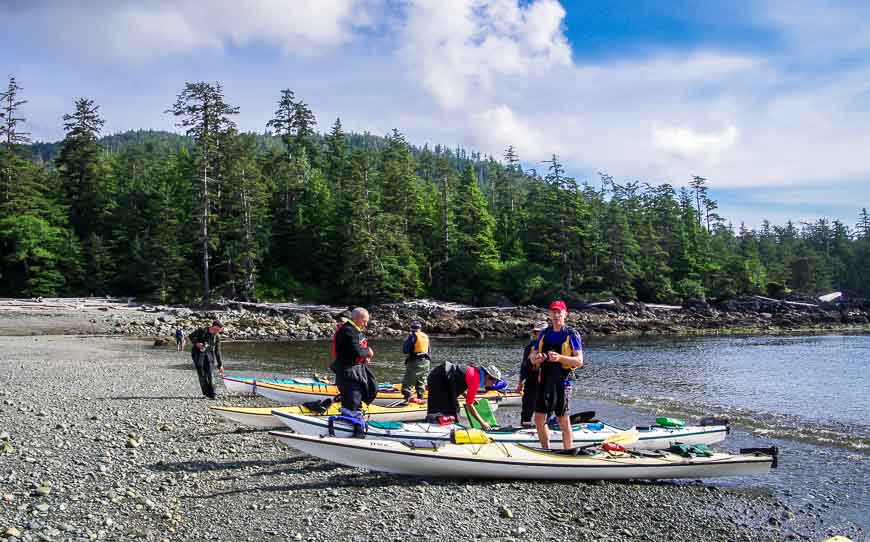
left=0, top=335, right=840, bottom=542
left=2, top=296, right=869, bottom=342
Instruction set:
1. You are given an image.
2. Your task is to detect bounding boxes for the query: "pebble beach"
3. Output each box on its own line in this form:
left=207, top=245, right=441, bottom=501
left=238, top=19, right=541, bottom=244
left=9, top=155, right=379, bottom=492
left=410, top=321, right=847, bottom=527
left=0, top=318, right=858, bottom=542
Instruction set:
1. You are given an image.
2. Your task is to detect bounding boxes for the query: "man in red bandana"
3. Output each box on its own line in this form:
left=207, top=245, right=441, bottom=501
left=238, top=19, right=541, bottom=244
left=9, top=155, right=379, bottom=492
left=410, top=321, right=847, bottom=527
left=530, top=300, right=584, bottom=449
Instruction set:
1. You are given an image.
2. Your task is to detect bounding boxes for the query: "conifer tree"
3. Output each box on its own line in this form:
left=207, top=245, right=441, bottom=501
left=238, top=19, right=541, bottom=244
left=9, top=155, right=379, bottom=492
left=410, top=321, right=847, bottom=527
left=324, top=118, right=348, bottom=199
left=0, top=77, right=31, bottom=203
left=451, top=165, right=499, bottom=300
left=166, top=82, right=239, bottom=301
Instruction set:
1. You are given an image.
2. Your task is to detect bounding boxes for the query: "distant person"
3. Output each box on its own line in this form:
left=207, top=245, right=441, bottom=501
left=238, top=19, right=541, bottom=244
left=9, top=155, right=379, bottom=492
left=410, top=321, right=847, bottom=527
left=401, top=320, right=431, bottom=404
left=175, top=327, right=185, bottom=352
left=530, top=300, right=583, bottom=449
left=425, top=362, right=504, bottom=430
left=189, top=320, right=225, bottom=399
left=517, top=321, right=548, bottom=427
left=330, top=308, right=378, bottom=429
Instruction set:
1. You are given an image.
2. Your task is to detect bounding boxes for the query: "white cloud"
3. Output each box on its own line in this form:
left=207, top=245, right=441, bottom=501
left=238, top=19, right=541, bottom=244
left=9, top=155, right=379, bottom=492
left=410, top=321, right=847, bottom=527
left=3, top=0, right=374, bottom=63
left=399, top=0, right=571, bottom=109
left=651, top=124, right=739, bottom=162
left=470, top=105, right=559, bottom=158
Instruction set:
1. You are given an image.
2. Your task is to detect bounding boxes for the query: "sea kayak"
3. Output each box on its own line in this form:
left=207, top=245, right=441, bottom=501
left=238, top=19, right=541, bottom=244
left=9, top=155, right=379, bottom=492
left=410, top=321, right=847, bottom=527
left=252, top=379, right=521, bottom=407
left=270, top=431, right=776, bottom=480
left=210, top=400, right=430, bottom=429
left=222, top=375, right=404, bottom=395
left=222, top=375, right=331, bottom=395
left=271, top=411, right=729, bottom=450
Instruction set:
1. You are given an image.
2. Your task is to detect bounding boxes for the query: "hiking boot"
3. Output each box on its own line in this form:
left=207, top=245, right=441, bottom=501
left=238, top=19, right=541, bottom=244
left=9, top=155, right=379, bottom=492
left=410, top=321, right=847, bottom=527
left=408, top=397, right=424, bottom=404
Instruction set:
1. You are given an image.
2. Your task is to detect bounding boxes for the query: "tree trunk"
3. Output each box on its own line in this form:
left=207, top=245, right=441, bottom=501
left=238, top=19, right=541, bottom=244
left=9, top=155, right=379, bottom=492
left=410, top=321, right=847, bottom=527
left=202, top=160, right=210, bottom=303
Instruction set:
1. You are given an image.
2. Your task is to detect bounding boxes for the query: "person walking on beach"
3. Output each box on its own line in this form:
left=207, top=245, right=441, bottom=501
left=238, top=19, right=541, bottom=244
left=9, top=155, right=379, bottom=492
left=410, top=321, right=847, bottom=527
left=401, top=320, right=430, bottom=404
left=530, top=300, right=583, bottom=449
left=189, top=320, right=225, bottom=399
left=330, top=308, right=378, bottom=434
left=175, top=327, right=185, bottom=352
left=517, top=321, right=548, bottom=427
left=425, top=362, right=504, bottom=430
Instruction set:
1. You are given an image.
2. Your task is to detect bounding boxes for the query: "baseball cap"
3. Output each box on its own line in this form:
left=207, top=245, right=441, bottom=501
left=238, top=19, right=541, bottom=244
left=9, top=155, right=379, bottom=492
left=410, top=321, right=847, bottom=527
left=211, top=320, right=224, bottom=328
left=410, top=320, right=422, bottom=330
left=549, top=300, right=568, bottom=312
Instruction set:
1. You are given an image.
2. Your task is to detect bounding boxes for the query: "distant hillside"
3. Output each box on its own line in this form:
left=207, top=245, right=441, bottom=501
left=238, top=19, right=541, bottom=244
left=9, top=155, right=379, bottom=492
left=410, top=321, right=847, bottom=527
left=26, top=129, right=495, bottom=172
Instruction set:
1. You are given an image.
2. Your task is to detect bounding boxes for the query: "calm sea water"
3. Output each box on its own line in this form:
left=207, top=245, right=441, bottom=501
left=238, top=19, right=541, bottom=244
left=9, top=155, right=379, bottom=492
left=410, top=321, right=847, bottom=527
left=222, top=333, right=870, bottom=533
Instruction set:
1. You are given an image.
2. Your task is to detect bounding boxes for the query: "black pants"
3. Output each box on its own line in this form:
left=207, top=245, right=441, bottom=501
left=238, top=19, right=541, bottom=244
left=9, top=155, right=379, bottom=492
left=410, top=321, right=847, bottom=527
left=192, top=351, right=216, bottom=398
left=334, top=363, right=375, bottom=412
left=520, top=371, right=539, bottom=425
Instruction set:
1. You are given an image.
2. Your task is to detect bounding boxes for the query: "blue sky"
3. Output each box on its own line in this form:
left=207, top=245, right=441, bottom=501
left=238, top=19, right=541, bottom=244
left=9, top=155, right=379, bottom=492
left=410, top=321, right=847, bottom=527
left=2, top=0, right=869, bottom=228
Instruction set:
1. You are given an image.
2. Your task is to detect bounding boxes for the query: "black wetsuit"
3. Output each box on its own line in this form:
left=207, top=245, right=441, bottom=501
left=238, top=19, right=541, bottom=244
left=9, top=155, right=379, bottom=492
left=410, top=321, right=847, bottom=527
left=329, top=321, right=377, bottom=412
left=519, top=339, right=539, bottom=425
left=189, top=327, right=222, bottom=399
left=426, top=362, right=470, bottom=420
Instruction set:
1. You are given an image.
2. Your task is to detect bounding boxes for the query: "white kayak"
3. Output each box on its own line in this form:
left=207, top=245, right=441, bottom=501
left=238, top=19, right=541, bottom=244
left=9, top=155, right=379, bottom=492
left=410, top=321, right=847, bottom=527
left=271, top=411, right=729, bottom=450
left=252, top=379, right=521, bottom=407
left=270, top=431, right=777, bottom=480
left=209, top=401, right=430, bottom=429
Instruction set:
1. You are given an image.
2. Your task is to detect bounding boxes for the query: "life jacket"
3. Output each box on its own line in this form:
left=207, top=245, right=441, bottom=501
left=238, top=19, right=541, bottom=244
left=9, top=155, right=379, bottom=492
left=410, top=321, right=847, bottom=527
left=535, top=326, right=579, bottom=384
left=536, top=326, right=579, bottom=366
left=331, top=321, right=369, bottom=364
left=405, top=331, right=431, bottom=362
left=411, top=331, right=430, bottom=355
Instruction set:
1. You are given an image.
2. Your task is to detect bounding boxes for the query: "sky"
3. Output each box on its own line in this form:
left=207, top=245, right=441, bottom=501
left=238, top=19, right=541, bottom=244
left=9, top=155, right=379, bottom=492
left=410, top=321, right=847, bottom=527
left=2, top=0, right=869, bottom=228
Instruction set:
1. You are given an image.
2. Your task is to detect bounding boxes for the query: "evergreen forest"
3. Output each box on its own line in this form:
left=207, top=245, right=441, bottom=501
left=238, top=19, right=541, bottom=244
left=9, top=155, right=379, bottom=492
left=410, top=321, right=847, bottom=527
left=2, top=77, right=869, bottom=305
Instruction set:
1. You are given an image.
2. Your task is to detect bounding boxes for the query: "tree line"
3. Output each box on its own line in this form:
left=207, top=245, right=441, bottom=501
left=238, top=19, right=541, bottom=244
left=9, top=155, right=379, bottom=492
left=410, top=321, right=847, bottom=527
left=2, top=77, right=869, bottom=305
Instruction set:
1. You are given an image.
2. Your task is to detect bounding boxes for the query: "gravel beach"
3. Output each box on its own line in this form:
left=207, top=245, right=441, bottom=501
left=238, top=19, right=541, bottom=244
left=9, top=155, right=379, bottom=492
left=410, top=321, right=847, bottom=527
left=0, top=330, right=842, bottom=542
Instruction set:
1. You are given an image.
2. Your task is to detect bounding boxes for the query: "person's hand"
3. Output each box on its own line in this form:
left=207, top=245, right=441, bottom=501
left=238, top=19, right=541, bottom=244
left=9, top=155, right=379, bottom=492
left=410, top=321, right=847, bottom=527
left=481, top=422, right=492, bottom=430
left=546, top=351, right=560, bottom=363
left=516, top=382, right=524, bottom=393
left=532, top=352, right=545, bottom=365
left=218, top=367, right=224, bottom=377
left=196, top=342, right=206, bottom=351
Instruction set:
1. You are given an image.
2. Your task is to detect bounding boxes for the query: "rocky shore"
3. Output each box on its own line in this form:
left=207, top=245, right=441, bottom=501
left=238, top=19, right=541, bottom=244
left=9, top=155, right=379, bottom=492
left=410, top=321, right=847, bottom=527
left=2, top=296, right=869, bottom=342
left=0, top=335, right=833, bottom=542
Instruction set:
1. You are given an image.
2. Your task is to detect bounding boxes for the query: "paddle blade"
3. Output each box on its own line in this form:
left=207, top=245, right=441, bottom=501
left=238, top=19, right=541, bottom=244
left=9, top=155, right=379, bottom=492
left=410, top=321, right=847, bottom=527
left=603, top=428, right=640, bottom=447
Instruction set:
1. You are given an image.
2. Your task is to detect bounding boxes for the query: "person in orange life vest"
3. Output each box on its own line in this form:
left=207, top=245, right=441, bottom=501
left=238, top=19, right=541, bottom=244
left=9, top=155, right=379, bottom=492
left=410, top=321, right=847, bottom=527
left=329, top=308, right=378, bottom=415
left=517, top=320, right=549, bottom=427
left=530, top=300, right=583, bottom=449
left=401, top=320, right=430, bottom=403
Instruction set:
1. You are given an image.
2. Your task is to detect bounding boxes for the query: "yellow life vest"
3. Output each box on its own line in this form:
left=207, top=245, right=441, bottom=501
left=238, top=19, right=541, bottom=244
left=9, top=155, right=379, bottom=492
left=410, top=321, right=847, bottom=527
left=412, top=331, right=430, bottom=354
left=535, top=327, right=577, bottom=369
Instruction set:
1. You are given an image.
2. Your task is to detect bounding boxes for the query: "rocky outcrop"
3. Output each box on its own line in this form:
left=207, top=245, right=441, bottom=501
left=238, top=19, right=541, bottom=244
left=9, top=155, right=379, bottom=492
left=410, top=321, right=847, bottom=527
left=3, top=295, right=869, bottom=341
left=93, top=295, right=870, bottom=341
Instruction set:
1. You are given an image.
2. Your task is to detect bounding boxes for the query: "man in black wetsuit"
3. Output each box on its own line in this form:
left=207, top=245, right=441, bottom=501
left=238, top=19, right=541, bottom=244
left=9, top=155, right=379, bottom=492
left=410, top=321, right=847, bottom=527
left=330, top=308, right=377, bottom=421
left=189, top=320, right=224, bottom=399
left=517, top=321, right=548, bottom=427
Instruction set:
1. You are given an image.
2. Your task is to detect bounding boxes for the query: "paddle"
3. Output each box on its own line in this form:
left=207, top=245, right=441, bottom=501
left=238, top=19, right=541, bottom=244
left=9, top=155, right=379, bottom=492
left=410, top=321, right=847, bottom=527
left=602, top=428, right=640, bottom=447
